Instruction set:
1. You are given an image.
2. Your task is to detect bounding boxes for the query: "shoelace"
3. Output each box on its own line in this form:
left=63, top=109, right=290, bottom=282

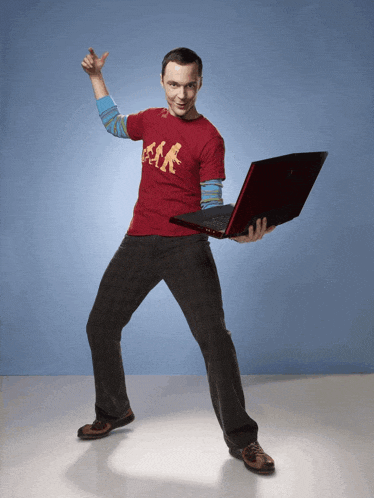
left=91, top=420, right=107, bottom=431
left=246, top=441, right=274, bottom=468
left=248, top=442, right=265, bottom=455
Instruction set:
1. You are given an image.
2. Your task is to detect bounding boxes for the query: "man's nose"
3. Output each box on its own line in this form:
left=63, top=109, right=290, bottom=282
left=178, top=86, right=187, bottom=99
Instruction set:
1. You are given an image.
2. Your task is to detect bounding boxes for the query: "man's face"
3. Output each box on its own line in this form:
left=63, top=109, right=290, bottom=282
left=161, top=62, right=202, bottom=120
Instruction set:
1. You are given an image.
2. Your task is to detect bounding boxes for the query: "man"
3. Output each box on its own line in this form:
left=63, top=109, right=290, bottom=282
left=79, top=47, right=276, bottom=475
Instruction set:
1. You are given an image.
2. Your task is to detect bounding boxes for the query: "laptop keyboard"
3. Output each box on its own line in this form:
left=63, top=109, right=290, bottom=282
left=199, top=214, right=231, bottom=231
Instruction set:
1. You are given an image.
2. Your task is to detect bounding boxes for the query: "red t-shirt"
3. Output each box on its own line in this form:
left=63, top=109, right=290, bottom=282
left=125, top=108, right=225, bottom=236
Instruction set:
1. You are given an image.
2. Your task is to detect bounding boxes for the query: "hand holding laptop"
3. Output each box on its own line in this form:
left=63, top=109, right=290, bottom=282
left=230, top=217, right=276, bottom=244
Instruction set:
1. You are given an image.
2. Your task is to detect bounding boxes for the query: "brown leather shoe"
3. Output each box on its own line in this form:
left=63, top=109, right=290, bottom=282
left=229, top=441, right=275, bottom=474
left=77, top=408, right=135, bottom=440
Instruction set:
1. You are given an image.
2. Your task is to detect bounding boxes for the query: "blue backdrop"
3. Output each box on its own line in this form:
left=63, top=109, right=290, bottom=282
left=1, top=0, right=373, bottom=375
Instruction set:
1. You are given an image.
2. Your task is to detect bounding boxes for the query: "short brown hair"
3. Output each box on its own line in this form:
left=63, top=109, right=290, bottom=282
left=161, top=47, right=203, bottom=78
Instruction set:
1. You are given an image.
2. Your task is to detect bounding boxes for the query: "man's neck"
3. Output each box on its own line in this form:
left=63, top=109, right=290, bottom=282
left=168, top=106, right=201, bottom=121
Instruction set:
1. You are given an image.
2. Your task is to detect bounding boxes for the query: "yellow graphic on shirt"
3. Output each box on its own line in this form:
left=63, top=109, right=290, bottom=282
left=160, top=143, right=182, bottom=174
left=142, top=142, right=156, bottom=163
left=149, top=141, right=166, bottom=168
left=142, top=142, right=182, bottom=175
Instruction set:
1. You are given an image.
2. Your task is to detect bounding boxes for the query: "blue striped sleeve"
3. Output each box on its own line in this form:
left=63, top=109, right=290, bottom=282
left=200, top=179, right=224, bottom=209
left=96, top=95, right=130, bottom=139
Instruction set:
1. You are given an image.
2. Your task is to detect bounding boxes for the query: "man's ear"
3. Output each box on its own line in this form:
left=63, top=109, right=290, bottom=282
left=160, top=74, right=164, bottom=88
left=198, top=77, right=203, bottom=90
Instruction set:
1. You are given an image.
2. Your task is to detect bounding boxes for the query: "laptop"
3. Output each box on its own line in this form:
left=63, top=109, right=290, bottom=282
left=169, top=151, right=328, bottom=239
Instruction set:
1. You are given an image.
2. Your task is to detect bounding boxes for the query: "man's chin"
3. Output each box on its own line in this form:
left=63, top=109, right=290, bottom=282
left=173, top=107, right=187, bottom=117
left=169, top=104, right=195, bottom=119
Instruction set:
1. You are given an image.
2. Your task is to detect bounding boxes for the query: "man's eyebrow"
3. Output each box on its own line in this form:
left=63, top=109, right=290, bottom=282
left=166, top=80, right=197, bottom=85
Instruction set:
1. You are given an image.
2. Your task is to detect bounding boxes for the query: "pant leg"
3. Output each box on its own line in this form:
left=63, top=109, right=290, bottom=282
left=156, top=234, right=259, bottom=449
left=86, top=235, right=162, bottom=422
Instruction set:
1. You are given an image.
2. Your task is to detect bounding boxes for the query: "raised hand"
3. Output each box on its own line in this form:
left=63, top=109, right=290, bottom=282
left=81, top=47, right=109, bottom=76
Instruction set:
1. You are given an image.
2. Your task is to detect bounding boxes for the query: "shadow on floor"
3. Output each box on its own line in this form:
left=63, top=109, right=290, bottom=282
left=65, top=427, right=274, bottom=498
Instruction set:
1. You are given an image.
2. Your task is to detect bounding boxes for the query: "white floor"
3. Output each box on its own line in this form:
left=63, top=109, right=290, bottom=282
left=1, top=374, right=373, bottom=498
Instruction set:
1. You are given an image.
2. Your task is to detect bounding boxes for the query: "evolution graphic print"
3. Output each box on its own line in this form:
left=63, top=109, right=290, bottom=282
left=142, top=142, right=182, bottom=174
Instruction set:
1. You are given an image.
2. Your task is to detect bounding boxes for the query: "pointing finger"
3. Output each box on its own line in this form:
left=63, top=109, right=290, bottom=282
left=88, top=47, right=98, bottom=58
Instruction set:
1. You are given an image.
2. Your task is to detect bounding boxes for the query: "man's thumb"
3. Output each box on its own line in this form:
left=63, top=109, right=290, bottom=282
left=101, top=52, right=109, bottom=61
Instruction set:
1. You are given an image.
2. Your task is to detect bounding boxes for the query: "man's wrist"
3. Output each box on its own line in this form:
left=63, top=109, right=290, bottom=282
left=89, top=72, right=109, bottom=100
left=89, top=72, right=104, bottom=80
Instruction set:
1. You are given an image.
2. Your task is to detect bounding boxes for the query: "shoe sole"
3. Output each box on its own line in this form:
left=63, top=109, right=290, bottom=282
left=229, top=447, right=275, bottom=475
left=77, top=412, right=135, bottom=440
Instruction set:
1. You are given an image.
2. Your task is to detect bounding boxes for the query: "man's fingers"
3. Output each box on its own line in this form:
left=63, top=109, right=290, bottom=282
left=231, top=218, right=275, bottom=243
left=253, top=218, right=262, bottom=240
left=247, top=225, right=254, bottom=240
left=88, top=47, right=98, bottom=58
left=260, top=217, right=267, bottom=238
left=81, top=60, right=92, bottom=72
left=251, top=217, right=266, bottom=241
left=88, top=48, right=109, bottom=62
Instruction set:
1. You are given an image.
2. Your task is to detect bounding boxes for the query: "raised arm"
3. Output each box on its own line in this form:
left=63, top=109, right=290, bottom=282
left=81, top=47, right=110, bottom=100
left=81, top=48, right=130, bottom=139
